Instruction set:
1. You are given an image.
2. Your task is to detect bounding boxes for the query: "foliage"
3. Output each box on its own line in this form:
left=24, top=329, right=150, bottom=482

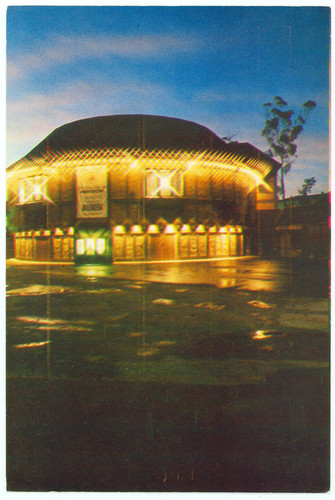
left=261, top=96, right=316, bottom=199
left=6, top=206, right=20, bottom=233
left=298, top=176, right=316, bottom=196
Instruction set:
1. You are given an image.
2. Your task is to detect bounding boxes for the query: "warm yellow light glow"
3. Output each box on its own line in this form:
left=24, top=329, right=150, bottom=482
left=86, top=238, right=95, bottom=255
left=252, top=330, right=274, bottom=340
left=76, top=239, right=85, bottom=255
left=16, top=175, right=54, bottom=205
left=96, top=238, right=106, bottom=255
left=147, top=224, right=160, bottom=234
left=33, top=184, right=42, bottom=196
left=114, top=225, right=126, bottom=234
left=160, top=175, right=170, bottom=190
left=130, top=225, right=143, bottom=234
left=147, top=170, right=182, bottom=197
left=7, top=146, right=274, bottom=194
left=164, top=224, right=176, bottom=234
left=195, top=224, right=206, bottom=233
left=180, top=224, right=191, bottom=233
left=15, top=341, right=51, bottom=349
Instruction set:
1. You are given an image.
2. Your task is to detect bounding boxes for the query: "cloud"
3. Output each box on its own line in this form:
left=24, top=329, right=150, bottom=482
left=8, top=32, right=202, bottom=80
left=6, top=77, right=184, bottom=164
left=194, top=89, right=269, bottom=107
left=195, top=90, right=228, bottom=103
left=7, top=83, right=93, bottom=114
left=295, top=135, right=329, bottom=164
left=7, top=78, right=177, bottom=121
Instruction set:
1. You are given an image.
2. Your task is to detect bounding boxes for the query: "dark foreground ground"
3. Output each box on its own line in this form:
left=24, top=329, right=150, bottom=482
left=6, top=259, right=330, bottom=492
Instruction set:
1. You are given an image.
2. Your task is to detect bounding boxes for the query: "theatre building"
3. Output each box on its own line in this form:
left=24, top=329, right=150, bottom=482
left=6, top=114, right=279, bottom=264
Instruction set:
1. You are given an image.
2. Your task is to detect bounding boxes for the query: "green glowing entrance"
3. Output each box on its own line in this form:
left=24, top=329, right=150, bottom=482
left=74, top=226, right=112, bottom=265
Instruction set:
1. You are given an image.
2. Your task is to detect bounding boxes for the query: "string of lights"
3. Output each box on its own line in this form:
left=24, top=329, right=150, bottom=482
left=7, top=147, right=273, bottom=196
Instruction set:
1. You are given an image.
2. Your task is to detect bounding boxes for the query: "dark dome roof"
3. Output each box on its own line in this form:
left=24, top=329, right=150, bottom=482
left=11, top=114, right=280, bottom=176
left=26, top=114, right=226, bottom=158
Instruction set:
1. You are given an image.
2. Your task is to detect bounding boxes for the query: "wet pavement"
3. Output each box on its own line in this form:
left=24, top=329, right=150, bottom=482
left=6, top=257, right=330, bottom=492
left=7, top=255, right=330, bottom=296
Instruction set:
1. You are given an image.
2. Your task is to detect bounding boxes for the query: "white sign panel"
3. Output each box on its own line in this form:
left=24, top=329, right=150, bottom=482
left=77, top=166, right=107, bottom=218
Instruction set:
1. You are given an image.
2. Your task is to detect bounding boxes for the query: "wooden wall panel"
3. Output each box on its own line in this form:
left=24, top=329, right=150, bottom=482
left=179, top=234, right=189, bottom=258
left=109, top=172, right=127, bottom=198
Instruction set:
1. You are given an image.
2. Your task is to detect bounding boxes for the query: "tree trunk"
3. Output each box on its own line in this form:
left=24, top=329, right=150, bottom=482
left=280, top=165, right=286, bottom=201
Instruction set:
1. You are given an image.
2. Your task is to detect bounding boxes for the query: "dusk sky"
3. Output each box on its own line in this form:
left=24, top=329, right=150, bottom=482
left=6, top=5, right=330, bottom=196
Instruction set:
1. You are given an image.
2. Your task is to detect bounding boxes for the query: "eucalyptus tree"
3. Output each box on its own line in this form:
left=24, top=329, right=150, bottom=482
left=261, top=96, right=316, bottom=199
left=298, top=176, right=316, bottom=196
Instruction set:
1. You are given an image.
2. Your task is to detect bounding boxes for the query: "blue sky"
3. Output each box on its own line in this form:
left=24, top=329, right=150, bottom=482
left=6, top=5, right=330, bottom=196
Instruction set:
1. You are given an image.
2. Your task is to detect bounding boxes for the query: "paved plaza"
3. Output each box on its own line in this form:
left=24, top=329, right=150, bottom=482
left=6, top=257, right=330, bottom=491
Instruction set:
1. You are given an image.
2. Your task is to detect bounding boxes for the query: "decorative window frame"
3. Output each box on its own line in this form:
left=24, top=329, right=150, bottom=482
left=145, top=170, right=184, bottom=198
left=18, top=176, right=48, bottom=204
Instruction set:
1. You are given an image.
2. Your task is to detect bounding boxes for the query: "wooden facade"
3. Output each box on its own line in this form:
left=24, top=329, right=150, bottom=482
left=6, top=115, right=279, bottom=263
left=13, top=225, right=243, bottom=262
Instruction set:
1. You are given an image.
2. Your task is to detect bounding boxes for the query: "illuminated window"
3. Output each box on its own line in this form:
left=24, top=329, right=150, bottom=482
left=96, top=238, right=106, bottom=255
left=145, top=171, right=183, bottom=197
left=76, top=239, right=85, bottom=255
left=76, top=237, right=107, bottom=256
left=18, top=177, right=47, bottom=204
left=86, top=239, right=95, bottom=255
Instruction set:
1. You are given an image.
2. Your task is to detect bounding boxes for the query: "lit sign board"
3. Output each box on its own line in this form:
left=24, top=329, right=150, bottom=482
left=76, top=166, right=107, bottom=218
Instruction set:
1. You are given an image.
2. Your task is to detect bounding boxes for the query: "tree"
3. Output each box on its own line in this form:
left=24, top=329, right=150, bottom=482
left=298, top=176, right=316, bottom=196
left=261, top=96, right=316, bottom=200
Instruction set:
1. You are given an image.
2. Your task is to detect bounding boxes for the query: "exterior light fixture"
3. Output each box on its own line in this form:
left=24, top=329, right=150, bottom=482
left=180, top=224, right=191, bottom=234
left=130, top=225, right=143, bottom=234
left=147, top=224, right=160, bottom=234
left=164, top=224, right=176, bottom=234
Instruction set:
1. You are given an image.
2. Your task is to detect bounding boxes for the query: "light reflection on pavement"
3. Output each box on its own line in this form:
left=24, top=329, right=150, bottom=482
left=6, top=256, right=330, bottom=493
left=7, top=256, right=329, bottom=296
left=74, top=258, right=328, bottom=296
